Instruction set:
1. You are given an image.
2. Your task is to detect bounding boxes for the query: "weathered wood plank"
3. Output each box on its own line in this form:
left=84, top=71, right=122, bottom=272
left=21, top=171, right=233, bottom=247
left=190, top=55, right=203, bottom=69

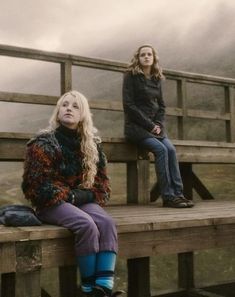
left=180, top=163, right=193, bottom=199
left=186, top=109, right=230, bottom=120
left=1, top=202, right=235, bottom=274
left=177, top=79, right=187, bottom=139
left=0, top=226, right=29, bottom=242
left=1, top=133, right=235, bottom=163
left=118, top=223, right=235, bottom=258
left=0, top=89, right=232, bottom=123
left=0, top=91, right=58, bottom=105
left=15, top=241, right=41, bottom=273
left=1, top=44, right=235, bottom=86
left=60, top=61, right=72, bottom=94
left=164, top=68, right=235, bottom=86
left=0, top=243, right=16, bottom=273
left=41, top=238, right=75, bottom=268
left=127, top=159, right=150, bottom=204
left=0, top=44, right=127, bottom=72
left=14, top=271, right=41, bottom=297
left=192, top=172, right=214, bottom=200
left=225, top=86, right=235, bottom=142
left=2, top=202, right=235, bottom=244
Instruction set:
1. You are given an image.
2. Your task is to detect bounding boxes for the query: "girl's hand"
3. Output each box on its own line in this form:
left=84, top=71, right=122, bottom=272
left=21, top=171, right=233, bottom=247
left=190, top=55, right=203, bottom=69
left=151, top=125, right=161, bottom=135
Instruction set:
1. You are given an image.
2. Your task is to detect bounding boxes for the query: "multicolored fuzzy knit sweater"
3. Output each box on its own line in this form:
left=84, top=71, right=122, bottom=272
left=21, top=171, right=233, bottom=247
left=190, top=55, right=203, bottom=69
left=22, top=125, right=111, bottom=209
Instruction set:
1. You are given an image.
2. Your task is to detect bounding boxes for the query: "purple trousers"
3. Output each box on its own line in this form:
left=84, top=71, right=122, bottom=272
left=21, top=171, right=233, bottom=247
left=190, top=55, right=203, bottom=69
left=37, top=202, right=118, bottom=256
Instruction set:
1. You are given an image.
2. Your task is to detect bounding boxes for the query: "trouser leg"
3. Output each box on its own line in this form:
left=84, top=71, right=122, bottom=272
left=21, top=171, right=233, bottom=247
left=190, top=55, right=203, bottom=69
left=140, top=137, right=175, bottom=199
left=161, top=138, right=183, bottom=196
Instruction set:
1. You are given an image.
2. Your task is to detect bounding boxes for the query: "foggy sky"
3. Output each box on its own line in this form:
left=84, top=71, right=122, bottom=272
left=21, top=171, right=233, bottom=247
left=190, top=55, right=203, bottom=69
left=1, top=0, right=235, bottom=64
left=0, top=0, right=235, bottom=133
left=3, top=0, right=225, bottom=54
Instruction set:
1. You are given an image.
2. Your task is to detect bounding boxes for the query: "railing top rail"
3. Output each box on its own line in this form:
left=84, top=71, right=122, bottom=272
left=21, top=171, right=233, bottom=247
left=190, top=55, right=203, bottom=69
left=1, top=132, right=235, bottom=148
left=0, top=44, right=235, bottom=85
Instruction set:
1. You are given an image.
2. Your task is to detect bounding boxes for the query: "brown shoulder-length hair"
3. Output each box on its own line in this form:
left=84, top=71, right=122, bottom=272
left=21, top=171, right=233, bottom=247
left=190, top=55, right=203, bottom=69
left=127, top=44, right=164, bottom=79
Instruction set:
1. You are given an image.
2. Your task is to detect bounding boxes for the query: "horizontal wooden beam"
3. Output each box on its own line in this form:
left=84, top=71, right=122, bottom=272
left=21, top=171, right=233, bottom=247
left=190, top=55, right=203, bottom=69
left=1, top=44, right=235, bottom=85
left=164, top=69, right=235, bottom=86
left=0, top=91, right=232, bottom=121
left=0, top=133, right=138, bottom=162
left=186, top=109, right=230, bottom=120
left=0, top=44, right=127, bottom=72
left=0, top=91, right=58, bottom=105
left=1, top=132, right=235, bottom=163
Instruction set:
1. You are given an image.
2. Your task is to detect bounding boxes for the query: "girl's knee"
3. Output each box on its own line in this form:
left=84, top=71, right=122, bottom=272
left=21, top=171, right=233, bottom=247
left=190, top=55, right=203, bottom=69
left=97, top=215, right=117, bottom=240
left=74, top=216, right=99, bottom=238
left=153, top=145, right=168, bottom=156
left=167, top=144, right=176, bottom=155
left=102, top=215, right=116, bottom=230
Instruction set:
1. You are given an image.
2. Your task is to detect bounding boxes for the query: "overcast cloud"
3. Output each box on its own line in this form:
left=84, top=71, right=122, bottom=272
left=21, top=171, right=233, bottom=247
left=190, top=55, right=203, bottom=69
left=0, top=0, right=235, bottom=133
left=1, top=0, right=234, bottom=57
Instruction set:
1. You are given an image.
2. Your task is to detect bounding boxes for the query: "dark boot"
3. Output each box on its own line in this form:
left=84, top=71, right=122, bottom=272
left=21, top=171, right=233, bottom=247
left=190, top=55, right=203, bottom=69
left=93, top=286, right=125, bottom=297
left=111, top=290, right=125, bottom=297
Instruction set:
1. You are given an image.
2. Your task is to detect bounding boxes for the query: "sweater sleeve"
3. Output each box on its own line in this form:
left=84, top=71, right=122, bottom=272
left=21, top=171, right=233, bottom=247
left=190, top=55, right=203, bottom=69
left=122, top=72, right=155, bottom=131
left=89, top=145, right=111, bottom=206
left=22, top=142, right=70, bottom=208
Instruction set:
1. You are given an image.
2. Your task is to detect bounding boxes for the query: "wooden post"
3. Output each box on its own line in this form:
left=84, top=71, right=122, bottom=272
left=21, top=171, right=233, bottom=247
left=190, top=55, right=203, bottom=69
left=60, top=61, right=72, bottom=94
left=180, top=163, right=193, bottom=199
left=127, top=151, right=150, bottom=296
left=177, top=79, right=187, bottom=140
left=178, top=252, right=194, bottom=290
left=1, top=271, right=42, bottom=297
left=15, top=271, right=41, bottom=297
left=1, top=273, right=16, bottom=297
left=1, top=241, right=42, bottom=297
left=127, top=157, right=150, bottom=205
left=178, top=163, right=194, bottom=291
left=127, top=148, right=150, bottom=204
left=59, top=59, right=77, bottom=297
left=225, top=86, right=235, bottom=142
left=192, top=172, right=214, bottom=200
left=127, top=257, right=151, bottom=297
left=59, top=266, right=78, bottom=297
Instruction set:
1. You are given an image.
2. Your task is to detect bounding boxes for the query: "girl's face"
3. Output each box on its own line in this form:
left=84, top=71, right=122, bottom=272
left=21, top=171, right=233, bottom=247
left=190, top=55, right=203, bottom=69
left=138, top=47, right=154, bottom=69
left=57, top=95, right=81, bottom=129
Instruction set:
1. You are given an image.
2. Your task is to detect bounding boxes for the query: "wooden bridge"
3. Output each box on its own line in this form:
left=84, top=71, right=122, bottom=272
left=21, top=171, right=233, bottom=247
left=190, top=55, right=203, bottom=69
left=0, top=44, right=235, bottom=297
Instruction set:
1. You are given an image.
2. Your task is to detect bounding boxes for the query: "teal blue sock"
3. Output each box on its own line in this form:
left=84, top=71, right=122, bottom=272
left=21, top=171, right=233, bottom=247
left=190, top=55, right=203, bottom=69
left=77, top=254, right=96, bottom=293
left=95, top=251, right=116, bottom=293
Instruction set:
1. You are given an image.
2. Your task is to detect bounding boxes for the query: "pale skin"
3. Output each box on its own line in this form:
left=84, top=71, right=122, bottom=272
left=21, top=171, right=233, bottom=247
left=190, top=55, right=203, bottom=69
left=139, top=47, right=161, bottom=135
left=57, top=95, right=81, bottom=129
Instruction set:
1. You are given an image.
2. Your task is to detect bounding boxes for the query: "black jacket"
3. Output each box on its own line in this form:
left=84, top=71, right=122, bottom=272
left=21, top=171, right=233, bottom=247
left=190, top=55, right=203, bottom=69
left=122, top=72, right=166, bottom=143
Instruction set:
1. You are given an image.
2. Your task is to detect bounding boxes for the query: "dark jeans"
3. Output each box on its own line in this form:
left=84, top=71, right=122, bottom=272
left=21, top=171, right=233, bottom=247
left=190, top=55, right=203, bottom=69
left=140, top=137, right=183, bottom=200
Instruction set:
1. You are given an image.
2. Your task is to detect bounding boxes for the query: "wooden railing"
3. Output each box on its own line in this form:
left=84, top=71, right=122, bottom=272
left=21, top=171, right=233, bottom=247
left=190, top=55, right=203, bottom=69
left=1, top=44, right=235, bottom=142
left=1, top=44, right=235, bottom=297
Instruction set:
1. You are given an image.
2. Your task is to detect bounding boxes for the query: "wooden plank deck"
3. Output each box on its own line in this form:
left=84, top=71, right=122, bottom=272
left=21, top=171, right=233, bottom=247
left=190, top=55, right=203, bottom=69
left=1, top=201, right=235, bottom=274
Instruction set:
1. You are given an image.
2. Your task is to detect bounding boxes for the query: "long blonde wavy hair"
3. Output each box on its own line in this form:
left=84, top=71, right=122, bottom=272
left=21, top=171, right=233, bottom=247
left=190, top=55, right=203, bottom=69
left=127, top=44, right=164, bottom=79
left=41, top=90, right=101, bottom=188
